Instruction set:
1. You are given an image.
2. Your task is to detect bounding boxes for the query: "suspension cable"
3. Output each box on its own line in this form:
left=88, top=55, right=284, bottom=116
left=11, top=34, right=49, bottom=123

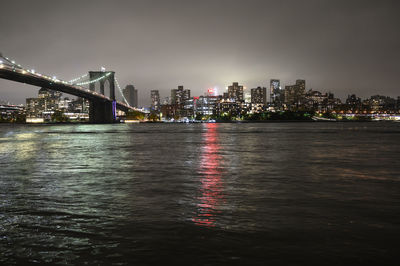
left=76, top=72, right=111, bottom=86
left=114, top=76, right=130, bottom=106
left=68, top=73, right=89, bottom=84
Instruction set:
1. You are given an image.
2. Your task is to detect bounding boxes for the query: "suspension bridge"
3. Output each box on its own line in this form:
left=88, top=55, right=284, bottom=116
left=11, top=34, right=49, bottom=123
left=0, top=53, right=141, bottom=123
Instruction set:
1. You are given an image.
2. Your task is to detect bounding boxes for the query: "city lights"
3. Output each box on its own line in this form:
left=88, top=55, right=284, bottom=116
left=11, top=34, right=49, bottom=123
left=0, top=52, right=136, bottom=118
left=1, top=51, right=399, bottom=123
left=68, top=73, right=88, bottom=84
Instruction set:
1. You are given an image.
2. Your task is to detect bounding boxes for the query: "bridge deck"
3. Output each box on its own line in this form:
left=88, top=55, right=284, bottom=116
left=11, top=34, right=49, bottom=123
left=0, top=65, right=133, bottom=113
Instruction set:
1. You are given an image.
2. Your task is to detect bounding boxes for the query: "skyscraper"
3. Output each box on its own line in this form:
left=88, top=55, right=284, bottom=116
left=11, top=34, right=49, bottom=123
left=270, top=79, right=282, bottom=106
left=296, top=80, right=306, bottom=93
left=251, top=87, right=267, bottom=105
left=171, top=85, right=190, bottom=105
left=150, top=90, right=160, bottom=111
left=123, top=85, right=138, bottom=107
left=284, top=80, right=306, bottom=110
left=227, top=82, right=244, bottom=102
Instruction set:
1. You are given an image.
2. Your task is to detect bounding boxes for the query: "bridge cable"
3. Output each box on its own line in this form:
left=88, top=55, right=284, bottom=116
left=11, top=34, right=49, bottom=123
left=68, top=73, right=89, bottom=84
left=76, top=72, right=111, bottom=86
left=114, top=76, right=130, bottom=106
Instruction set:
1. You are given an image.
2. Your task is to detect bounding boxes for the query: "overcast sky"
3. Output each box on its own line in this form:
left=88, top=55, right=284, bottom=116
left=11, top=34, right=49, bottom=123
left=1, top=0, right=399, bottom=106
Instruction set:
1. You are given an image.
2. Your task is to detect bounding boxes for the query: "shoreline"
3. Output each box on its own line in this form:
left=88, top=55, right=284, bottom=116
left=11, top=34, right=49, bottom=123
left=1, top=120, right=399, bottom=125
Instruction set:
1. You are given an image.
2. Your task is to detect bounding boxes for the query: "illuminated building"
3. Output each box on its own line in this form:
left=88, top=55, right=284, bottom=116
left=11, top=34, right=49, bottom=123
left=251, top=87, right=267, bottom=105
left=161, top=103, right=183, bottom=120
left=0, top=103, right=25, bottom=122
left=58, top=97, right=72, bottom=110
left=296, top=79, right=306, bottom=92
left=25, top=88, right=89, bottom=121
left=270, top=79, right=283, bottom=108
left=250, top=87, right=267, bottom=113
left=304, top=89, right=341, bottom=112
left=244, top=90, right=251, bottom=103
left=194, top=95, right=222, bottom=116
left=345, top=94, right=362, bottom=113
left=365, top=95, right=396, bottom=113
left=171, top=85, right=190, bottom=105
left=183, top=98, right=194, bottom=118
left=150, top=90, right=160, bottom=111
left=26, top=88, right=61, bottom=118
left=284, top=80, right=306, bottom=110
left=216, top=100, right=242, bottom=117
left=227, top=82, right=244, bottom=103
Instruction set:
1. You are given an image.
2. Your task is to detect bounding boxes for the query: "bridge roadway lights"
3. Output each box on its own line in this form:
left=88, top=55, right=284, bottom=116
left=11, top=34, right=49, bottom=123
left=89, top=100, right=116, bottom=123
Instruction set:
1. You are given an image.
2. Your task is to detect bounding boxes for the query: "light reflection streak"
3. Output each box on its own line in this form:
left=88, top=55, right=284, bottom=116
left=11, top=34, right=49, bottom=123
left=193, top=123, right=225, bottom=227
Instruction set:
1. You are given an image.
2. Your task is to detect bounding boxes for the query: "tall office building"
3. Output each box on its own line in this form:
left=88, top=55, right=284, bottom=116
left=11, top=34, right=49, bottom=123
left=150, top=90, right=160, bottom=111
left=227, top=82, right=244, bottom=102
left=171, top=85, right=190, bottom=104
left=284, top=79, right=306, bottom=110
left=270, top=79, right=281, bottom=105
left=251, top=87, right=267, bottom=105
left=296, top=80, right=306, bottom=93
left=123, top=85, right=138, bottom=107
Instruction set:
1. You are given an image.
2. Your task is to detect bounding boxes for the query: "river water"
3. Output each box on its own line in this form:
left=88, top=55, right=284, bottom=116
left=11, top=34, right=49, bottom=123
left=0, top=122, right=399, bottom=265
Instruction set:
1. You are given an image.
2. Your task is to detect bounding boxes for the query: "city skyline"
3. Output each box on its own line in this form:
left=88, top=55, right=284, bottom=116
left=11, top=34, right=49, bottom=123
left=1, top=0, right=400, bottom=106
left=1, top=1, right=400, bottom=263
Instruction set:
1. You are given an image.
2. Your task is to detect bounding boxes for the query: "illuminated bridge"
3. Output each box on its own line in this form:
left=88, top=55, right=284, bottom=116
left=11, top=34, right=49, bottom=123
left=0, top=53, right=140, bottom=123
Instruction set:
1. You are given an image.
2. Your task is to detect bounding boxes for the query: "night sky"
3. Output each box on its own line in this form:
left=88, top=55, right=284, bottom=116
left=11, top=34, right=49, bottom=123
left=1, top=0, right=399, bottom=106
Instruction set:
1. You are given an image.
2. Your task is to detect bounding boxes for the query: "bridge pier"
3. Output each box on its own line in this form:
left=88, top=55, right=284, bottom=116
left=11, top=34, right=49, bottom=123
left=89, top=100, right=116, bottom=123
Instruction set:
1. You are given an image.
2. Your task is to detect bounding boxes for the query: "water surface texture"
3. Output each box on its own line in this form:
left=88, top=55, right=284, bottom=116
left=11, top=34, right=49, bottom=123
left=1, top=123, right=399, bottom=265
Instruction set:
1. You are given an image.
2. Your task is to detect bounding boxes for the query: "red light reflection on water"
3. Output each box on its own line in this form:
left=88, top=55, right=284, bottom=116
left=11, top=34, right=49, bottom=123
left=193, top=123, right=224, bottom=227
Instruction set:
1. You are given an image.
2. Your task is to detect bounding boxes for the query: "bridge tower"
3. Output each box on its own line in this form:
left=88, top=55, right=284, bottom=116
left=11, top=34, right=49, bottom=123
left=88, top=71, right=116, bottom=123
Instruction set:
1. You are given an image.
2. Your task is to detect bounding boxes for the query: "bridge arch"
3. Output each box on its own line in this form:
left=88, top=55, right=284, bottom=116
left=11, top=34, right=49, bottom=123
left=88, top=71, right=115, bottom=100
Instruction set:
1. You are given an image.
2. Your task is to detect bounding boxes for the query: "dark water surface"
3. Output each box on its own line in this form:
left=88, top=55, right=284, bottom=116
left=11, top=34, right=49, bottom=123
left=1, top=122, right=399, bottom=265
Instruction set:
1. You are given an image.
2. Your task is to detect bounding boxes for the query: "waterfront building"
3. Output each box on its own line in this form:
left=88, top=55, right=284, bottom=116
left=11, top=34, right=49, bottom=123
left=296, top=79, right=306, bottom=92
left=284, top=80, right=306, bottom=110
left=167, top=86, right=191, bottom=118
left=194, top=95, right=222, bottom=116
left=25, top=98, right=42, bottom=118
left=0, top=103, right=25, bottom=122
left=150, top=90, right=160, bottom=111
left=70, top=98, right=90, bottom=114
left=304, top=89, right=341, bottom=112
left=251, top=87, right=267, bottom=105
left=227, top=82, right=244, bottom=103
left=26, top=88, right=89, bottom=121
left=216, top=100, right=242, bottom=117
left=345, top=94, right=362, bottom=113
left=270, top=79, right=283, bottom=108
left=244, top=90, right=251, bottom=103
left=171, top=85, right=191, bottom=105
left=26, top=88, right=61, bottom=119
left=160, top=103, right=182, bottom=120
left=183, top=98, right=195, bottom=118
left=365, top=95, right=397, bottom=114
left=123, top=85, right=138, bottom=107
left=250, top=87, right=267, bottom=113
left=58, top=97, right=72, bottom=111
